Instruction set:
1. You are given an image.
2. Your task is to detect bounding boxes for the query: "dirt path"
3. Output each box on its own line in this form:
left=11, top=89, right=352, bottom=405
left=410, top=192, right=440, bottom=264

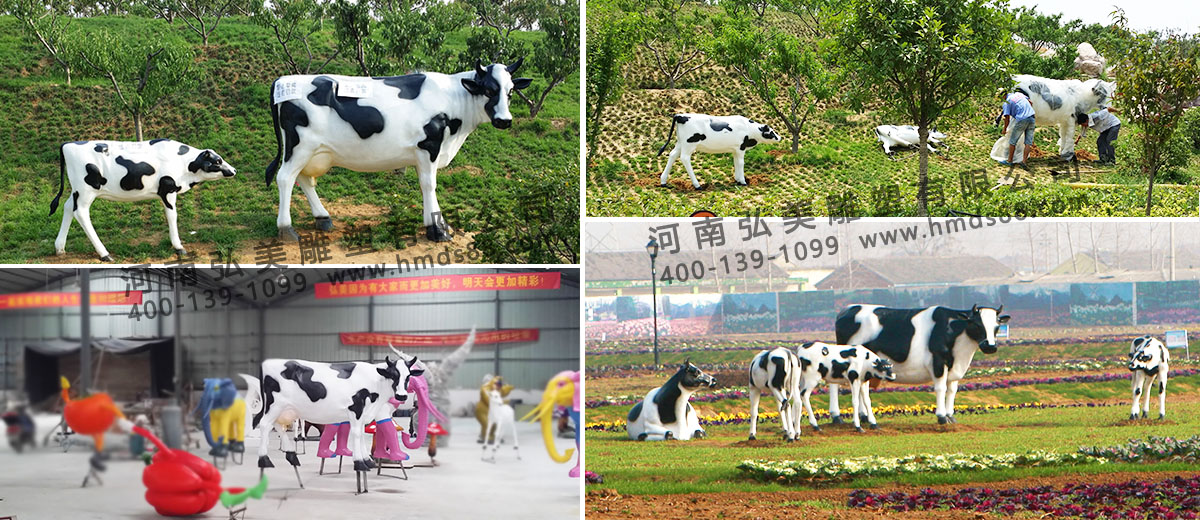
left=586, top=470, right=1200, bottom=519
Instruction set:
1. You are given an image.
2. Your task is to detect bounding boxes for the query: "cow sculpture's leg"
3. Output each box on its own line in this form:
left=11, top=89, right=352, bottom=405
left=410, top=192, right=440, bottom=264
left=800, top=383, right=821, bottom=432
left=1141, top=375, right=1155, bottom=419
left=860, top=383, right=879, bottom=429
left=733, top=150, right=748, bottom=186
left=679, top=150, right=702, bottom=190
left=769, top=387, right=794, bottom=441
left=72, top=193, right=113, bottom=261
left=417, top=160, right=451, bottom=242
left=296, top=174, right=333, bottom=231
left=944, top=380, right=961, bottom=423
left=1157, top=370, right=1167, bottom=420
left=933, top=373, right=950, bottom=425
left=747, top=386, right=762, bottom=440
left=1130, top=371, right=1145, bottom=420
left=849, top=380, right=864, bottom=433
left=659, top=147, right=679, bottom=187
left=54, top=191, right=75, bottom=256
left=827, top=383, right=843, bottom=424
left=162, top=192, right=186, bottom=257
left=275, top=163, right=303, bottom=241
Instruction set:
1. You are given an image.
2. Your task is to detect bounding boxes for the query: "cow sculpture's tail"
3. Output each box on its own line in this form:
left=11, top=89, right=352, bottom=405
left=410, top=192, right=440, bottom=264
left=49, top=144, right=67, bottom=215
left=264, top=79, right=282, bottom=187
left=657, top=115, right=682, bottom=156
left=238, top=373, right=264, bottom=429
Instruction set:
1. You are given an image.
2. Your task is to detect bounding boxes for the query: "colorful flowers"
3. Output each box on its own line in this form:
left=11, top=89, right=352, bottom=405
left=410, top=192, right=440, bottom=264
left=1079, top=435, right=1200, bottom=463
left=739, top=451, right=1104, bottom=482
left=848, top=475, right=1200, bottom=518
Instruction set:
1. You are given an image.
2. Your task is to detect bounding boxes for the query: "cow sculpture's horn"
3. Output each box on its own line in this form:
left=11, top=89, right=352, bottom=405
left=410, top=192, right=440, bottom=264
left=507, top=57, right=523, bottom=74
left=475, top=60, right=486, bottom=77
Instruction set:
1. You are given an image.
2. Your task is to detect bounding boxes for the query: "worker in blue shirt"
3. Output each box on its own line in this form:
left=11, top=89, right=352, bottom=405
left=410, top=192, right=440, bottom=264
left=1000, top=88, right=1036, bottom=169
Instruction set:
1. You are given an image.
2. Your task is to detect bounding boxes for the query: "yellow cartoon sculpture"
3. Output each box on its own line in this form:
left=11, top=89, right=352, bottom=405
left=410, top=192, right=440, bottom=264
left=522, top=370, right=580, bottom=477
left=192, top=378, right=246, bottom=457
left=475, top=375, right=513, bottom=443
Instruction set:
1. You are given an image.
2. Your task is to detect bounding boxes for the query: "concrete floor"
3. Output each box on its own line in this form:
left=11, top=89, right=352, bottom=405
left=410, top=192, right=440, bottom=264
left=0, top=416, right=580, bottom=519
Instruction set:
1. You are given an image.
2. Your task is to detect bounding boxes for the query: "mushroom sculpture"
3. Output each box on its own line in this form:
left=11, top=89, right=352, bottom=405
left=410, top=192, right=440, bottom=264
left=521, top=370, right=580, bottom=477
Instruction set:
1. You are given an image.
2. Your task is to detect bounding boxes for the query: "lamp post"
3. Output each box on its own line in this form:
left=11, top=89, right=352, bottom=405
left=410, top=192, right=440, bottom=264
left=646, top=238, right=661, bottom=367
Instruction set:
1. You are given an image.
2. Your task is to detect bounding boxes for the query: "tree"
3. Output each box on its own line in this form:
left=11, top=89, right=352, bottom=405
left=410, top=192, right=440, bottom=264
left=6, top=0, right=76, bottom=84
left=1011, top=6, right=1081, bottom=79
left=377, top=0, right=471, bottom=74
left=638, top=0, right=710, bottom=89
left=709, top=11, right=834, bottom=153
left=251, top=0, right=340, bottom=75
left=75, top=31, right=195, bottom=140
left=331, top=0, right=375, bottom=75
left=836, top=0, right=1013, bottom=216
left=172, top=0, right=240, bottom=45
left=457, top=0, right=542, bottom=70
left=585, top=0, right=640, bottom=155
left=1110, top=11, right=1200, bottom=215
left=520, top=0, right=578, bottom=117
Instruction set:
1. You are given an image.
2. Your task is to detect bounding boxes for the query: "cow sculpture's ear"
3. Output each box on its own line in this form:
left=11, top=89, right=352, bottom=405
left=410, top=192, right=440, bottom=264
left=506, top=57, right=524, bottom=74
left=998, top=315, right=1011, bottom=324
left=462, top=78, right=486, bottom=96
left=512, top=77, right=533, bottom=90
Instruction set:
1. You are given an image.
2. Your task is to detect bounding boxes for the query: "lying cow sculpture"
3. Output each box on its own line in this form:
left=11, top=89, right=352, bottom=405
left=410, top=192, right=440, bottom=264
left=833, top=304, right=1009, bottom=425
left=51, top=139, right=237, bottom=261
left=989, top=75, right=1116, bottom=162
left=626, top=360, right=716, bottom=441
left=795, top=342, right=896, bottom=433
left=874, top=125, right=947, bottom=156
left=1128, top=335, right=1169, bottom=420
left=657, top=113, right=781, bottom=189
left=265, top=60, right=532, bottom=242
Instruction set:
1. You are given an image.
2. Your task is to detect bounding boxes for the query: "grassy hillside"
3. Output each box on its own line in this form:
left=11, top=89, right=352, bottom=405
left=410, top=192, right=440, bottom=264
left=585, top=8, right=1200, bottom=217
left=0, top=15, right=579, bottom=263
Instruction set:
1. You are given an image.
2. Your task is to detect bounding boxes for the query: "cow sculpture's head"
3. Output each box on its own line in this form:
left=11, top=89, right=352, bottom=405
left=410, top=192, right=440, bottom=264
left=1086, top=79, right=1117, bottom=108
left=867, top=354, right=896, bottom=382
left=675, top=359, right=717, bottom=391
left=376, top=356, right=404, bottom=402
left=751, top=120, right=782, bottom=144
left=187, top=149, right=236, bottom=179
left=958, top=304, right=1010, bottom=354
left=1128, top=336, right=1164, bottom=371
left=462, top=59, right=533, bottom=129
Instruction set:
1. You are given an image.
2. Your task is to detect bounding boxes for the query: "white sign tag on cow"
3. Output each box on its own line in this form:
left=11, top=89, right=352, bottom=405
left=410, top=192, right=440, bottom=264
left=273, top=79, right=302, bottom=104
left=337, top=79, right=373, bottom=99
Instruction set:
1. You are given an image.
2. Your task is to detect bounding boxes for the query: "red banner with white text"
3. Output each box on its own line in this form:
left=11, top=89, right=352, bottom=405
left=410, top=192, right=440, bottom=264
left=0, top=291, right=143, bottom=310
left=340, top=329, right=539, bottom=346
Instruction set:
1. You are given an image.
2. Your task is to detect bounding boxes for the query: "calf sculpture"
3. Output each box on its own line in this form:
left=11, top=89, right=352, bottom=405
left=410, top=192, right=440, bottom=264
left=657, top=114, right=781, bottom=189
left=1128, top=336, right=1169, bottom=420
left=626, top=361, right=716, bottom=441
left=51, top=139, right=236, bottom=261
left=265, top=61, right=532, bottom=242
left=874, top=125, right=947, bottom=156
left=747, top=347, right=801, bottom=441
left=795, top=342, right=896, bottom=432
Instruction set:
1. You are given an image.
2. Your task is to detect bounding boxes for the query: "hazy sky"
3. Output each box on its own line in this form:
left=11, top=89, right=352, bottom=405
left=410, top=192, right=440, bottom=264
left=586, top=219, right=1200, bottom=271
left=1010, top=0, right=1200, bottom=33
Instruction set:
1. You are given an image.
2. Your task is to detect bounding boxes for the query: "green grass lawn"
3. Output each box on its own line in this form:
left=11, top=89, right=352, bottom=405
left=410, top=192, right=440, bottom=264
left=585, top=401, right=1200, bottom=495
left=0, top=16, right=579, bottom=263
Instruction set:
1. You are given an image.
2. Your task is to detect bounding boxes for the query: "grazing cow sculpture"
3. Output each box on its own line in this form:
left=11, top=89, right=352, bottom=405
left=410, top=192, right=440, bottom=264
left=657, top=113, right=781, bottom=189
left=51, top=140, right=237, bottom=261
left=192, top=378, right=247, bottom=458
left=795, top=342, right=896, bottom=433
left=626, top=361, right=716, bottom=441
left=834, top=304, right=1009, bottom=425
left=874, top=125, right=948, bottom=156
left=747, top=347, right=801, bottom=441
left=989, top=75, right=1116, bottom=161
left=264, top=60, right=532, bottom=242
left=1128, top=336, right=1169, bottom=420
left=481, top=386, right=520, bottom=462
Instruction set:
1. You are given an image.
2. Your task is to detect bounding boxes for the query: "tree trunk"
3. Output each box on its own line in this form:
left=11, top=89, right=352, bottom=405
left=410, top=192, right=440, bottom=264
left=1145, top=167, right=1156, bottom=216
left=917, top=124, right=930, bottom=217
left=64, top=63, right=71, bottom=86
left=356, top=40, right=369, bottom=76
left=791, top=131, right=799, bottom=154
left=135, top=113, right=144, bottom=141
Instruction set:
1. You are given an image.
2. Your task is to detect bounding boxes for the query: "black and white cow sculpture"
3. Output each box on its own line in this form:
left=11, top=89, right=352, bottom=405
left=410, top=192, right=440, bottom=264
left=50, top=140, right=237, bottom=261
left=833, top=304, right=1009, bottom=425
left=795, top=342, right=895, bottom=432
left=874, top=125, right=948, bottom=156
left=1128, top=335, right=1169, bottom=420
left=264, top=60, right=532, bottom=242
left=626, top=361, right=716, bottom=441
left=657, top=114, right=781, bottom=189
left=240, top=354, right=421, bottom=480
left=747, top=347, right=801, bottom=441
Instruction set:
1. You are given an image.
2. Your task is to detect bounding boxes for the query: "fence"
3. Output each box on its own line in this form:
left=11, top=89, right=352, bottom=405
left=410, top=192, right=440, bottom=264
left=585, top=280, right=1200, bottom=339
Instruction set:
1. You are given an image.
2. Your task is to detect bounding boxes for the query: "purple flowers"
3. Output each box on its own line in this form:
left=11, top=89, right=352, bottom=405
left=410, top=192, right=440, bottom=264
left=848, top=475, right=1200, bottom=518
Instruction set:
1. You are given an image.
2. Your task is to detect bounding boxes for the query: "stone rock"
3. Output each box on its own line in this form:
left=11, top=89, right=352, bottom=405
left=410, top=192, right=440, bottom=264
left=1074, top=42, right=1106, bottom=77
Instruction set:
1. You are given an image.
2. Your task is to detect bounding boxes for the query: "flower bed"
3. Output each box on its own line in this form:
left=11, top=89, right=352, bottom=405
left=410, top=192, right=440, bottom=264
left=739, top=451, right=1103, bottom=482
left=847, top=476, right=1200, bottom=518
left=1080, top=436, right=1200, bottom=463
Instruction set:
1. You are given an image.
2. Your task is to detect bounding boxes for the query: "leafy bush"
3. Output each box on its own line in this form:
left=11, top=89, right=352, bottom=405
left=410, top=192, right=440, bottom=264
left=739, top=450, right=1103, bottom=482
